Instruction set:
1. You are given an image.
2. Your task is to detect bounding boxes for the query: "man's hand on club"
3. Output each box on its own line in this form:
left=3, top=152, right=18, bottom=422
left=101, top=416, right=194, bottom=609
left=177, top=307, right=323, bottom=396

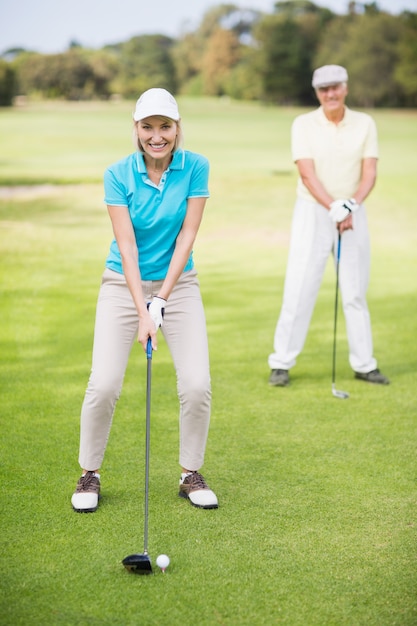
left=148, top=296, right=166, bottom=329
left=329, top=198, right=359, bottom=223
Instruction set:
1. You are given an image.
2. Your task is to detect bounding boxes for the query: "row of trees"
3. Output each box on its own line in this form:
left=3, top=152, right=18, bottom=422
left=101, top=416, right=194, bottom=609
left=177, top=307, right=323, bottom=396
left=1, top=1, right=417, bottom=108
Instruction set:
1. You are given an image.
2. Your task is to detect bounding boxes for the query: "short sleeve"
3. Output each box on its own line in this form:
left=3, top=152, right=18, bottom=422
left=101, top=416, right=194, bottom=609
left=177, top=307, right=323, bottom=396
left=187, top=155, right=210, bottom=198
left=363, top=116, right=379, bottom=159
left=291, top=116, right=312, bottom=162
left=104, top=167, right=128, bottom=206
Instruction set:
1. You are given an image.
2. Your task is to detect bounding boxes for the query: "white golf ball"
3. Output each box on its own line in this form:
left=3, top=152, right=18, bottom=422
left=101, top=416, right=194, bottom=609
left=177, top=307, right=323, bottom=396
left=156, top=554, right=170, bottom=570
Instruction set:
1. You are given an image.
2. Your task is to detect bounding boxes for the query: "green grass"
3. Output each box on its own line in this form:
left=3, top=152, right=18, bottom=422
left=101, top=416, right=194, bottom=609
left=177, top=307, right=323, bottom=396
left=1, top=99, right=416, bottom=626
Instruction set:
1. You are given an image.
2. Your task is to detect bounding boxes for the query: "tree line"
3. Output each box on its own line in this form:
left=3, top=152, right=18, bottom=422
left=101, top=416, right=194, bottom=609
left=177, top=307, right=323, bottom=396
left=1, top=1, right=416, bottom=108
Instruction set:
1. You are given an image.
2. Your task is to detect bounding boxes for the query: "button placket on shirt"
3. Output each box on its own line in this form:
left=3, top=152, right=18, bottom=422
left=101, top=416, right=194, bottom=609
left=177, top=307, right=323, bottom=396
left=144, top=170, right=168, bottom=191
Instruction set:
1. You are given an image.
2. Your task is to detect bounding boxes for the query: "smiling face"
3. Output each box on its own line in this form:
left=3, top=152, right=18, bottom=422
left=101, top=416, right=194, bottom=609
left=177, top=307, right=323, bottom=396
left=315, top=82, right=348, bottom=121
left=136, top=115, right=178, bottom=163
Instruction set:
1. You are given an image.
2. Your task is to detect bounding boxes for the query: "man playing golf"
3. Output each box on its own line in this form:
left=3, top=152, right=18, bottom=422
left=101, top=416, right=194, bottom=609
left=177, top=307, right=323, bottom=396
left=71, top=88, right=218, bottom=512
left=268, top=65, right=389, bottom=388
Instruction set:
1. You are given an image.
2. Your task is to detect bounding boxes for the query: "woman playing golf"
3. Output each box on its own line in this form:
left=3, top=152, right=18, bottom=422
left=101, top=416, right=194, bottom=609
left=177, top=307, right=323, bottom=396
left=71, top=88, right=218, bottom=513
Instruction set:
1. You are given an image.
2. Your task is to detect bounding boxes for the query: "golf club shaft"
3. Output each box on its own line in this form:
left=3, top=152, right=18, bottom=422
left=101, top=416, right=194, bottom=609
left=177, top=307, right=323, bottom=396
left=144, top=337, right=152, bottom=554
left=332, top=233, right=342, bottom=387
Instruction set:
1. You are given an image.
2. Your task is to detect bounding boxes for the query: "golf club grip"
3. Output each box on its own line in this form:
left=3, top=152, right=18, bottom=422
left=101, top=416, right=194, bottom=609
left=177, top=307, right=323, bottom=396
left=146, top=337, right=152, bottom=360
left=336, top=231, right=341, bottom=263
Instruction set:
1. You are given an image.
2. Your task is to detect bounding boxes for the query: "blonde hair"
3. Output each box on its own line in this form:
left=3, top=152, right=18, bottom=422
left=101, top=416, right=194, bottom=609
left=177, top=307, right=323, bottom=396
left=132, top=117, right=184, bottom=154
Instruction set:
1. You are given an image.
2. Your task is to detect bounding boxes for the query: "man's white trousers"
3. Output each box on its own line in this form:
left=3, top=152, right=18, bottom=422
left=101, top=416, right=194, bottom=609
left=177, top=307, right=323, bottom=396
left=269, top=198, right=377, bottom=373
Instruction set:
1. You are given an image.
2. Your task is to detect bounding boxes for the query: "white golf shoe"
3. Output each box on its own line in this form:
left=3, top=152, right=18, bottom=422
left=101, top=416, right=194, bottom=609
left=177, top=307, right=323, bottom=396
left=179, top=471, right=218, bottom=509
left=71, top=471, right=100, bottom=513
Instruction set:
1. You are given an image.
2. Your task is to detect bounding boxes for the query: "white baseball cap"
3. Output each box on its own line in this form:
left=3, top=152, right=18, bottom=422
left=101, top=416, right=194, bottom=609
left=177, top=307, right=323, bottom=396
left=312, top=65, right=348, bottom=88
left=133, top=88, right=180, bottom=121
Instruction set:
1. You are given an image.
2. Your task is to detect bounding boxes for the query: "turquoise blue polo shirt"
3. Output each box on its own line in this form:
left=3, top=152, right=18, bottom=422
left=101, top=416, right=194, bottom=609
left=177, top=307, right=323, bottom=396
left=104, top=149, right=209, bottom=280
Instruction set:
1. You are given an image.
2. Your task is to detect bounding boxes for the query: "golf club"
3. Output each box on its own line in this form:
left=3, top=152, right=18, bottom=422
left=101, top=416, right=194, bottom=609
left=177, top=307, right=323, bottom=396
left=332, top=232, right=349, bottom=399
left=122, top=337, right=153, bottom=574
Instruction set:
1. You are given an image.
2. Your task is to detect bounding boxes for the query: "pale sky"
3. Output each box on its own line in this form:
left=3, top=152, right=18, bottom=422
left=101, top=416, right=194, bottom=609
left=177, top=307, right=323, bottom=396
left=1, top=0, right=416, bottom=54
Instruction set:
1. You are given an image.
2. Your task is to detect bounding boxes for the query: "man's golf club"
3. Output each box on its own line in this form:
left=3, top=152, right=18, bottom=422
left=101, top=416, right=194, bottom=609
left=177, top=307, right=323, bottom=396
left=332, top=232, right=349, bottom=399
left=122, top=337, right=153, bottom=574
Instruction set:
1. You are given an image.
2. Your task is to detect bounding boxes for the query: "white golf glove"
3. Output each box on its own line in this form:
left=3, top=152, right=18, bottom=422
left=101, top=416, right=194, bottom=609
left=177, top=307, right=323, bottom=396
left=329, top=198, right=359, bottom=223
left=148, top=296, right=166, bottom=329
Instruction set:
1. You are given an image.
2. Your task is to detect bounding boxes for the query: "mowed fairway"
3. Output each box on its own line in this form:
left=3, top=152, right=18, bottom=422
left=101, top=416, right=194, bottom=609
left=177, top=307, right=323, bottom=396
left=0, top=99, right=416, bottom=626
